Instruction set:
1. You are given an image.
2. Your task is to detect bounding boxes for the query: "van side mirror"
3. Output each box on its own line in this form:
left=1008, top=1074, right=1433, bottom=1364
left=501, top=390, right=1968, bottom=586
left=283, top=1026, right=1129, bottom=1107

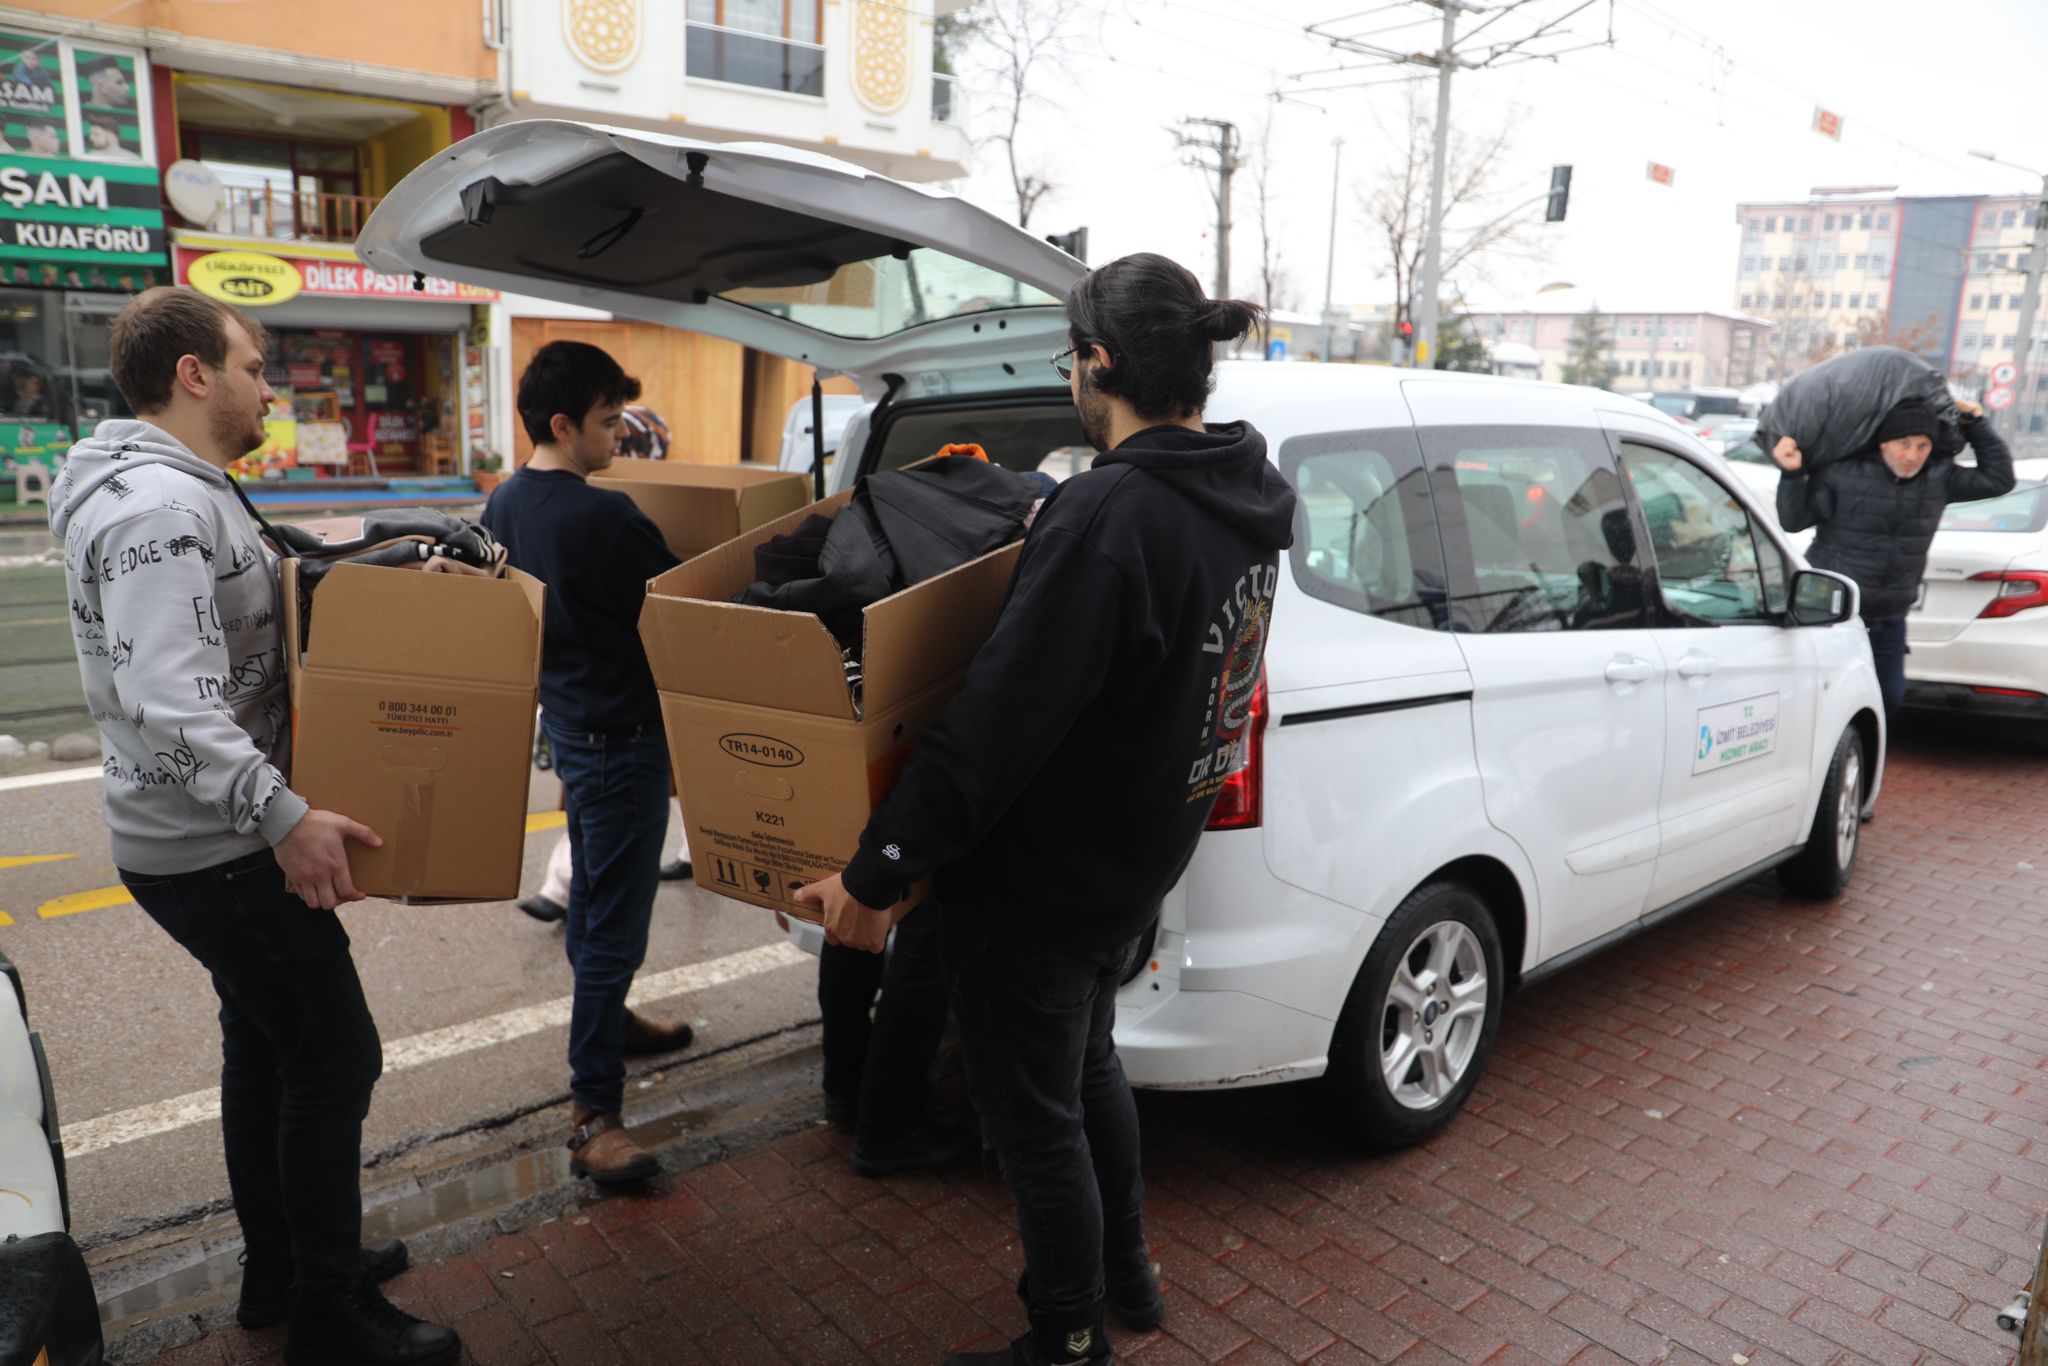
left=1787, top=569, right=1856, bottom=627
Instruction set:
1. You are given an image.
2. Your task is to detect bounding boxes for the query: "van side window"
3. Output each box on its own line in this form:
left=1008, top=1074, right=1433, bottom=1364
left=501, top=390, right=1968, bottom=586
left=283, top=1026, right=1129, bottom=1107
left=1279, top=429, right=1446, bottom=630
left=1423, top=427, right=1648, bottom=633
left=1620, top=443, right=1788, bottom=623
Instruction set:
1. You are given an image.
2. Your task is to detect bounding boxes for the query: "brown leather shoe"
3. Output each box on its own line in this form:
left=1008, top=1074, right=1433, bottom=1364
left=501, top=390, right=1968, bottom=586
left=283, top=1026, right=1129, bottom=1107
left=567, top=1106, right=659, bottom=1186
left=622, top=1010, right=695, bottom=1057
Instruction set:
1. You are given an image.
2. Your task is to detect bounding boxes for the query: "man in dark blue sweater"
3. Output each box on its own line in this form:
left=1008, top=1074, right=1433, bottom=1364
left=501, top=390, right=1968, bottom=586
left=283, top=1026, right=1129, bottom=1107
left=482, top=341, right=693, bottom=1186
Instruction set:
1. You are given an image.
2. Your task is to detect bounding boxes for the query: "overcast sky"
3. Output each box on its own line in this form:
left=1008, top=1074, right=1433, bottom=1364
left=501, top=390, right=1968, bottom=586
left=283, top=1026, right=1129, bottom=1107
left=942, top=0, right=2048, bottom=318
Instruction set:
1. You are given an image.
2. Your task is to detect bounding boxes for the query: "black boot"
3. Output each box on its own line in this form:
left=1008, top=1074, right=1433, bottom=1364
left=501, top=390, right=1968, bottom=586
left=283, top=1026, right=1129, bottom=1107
left=516, top=894, right=565, bottom=923
left=285, top=1279, right=459, bottom=1366
left=239, top=1239, right=411, bottom=1329
left=944, top=1320, right=1113, bottom=1366
left=659, top=858, right=692, bottom=882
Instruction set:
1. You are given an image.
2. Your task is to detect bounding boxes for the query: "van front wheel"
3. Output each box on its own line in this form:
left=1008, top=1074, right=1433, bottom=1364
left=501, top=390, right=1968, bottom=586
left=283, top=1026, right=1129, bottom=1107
left=1326, top=882, right=1504, bottom=1149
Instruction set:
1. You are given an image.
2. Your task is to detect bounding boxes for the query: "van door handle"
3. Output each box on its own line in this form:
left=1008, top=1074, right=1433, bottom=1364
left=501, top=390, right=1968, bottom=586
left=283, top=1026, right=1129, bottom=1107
left=1604, top=656, right=1655, bottom=684
left=1676, top=651, right=1717, bottom=679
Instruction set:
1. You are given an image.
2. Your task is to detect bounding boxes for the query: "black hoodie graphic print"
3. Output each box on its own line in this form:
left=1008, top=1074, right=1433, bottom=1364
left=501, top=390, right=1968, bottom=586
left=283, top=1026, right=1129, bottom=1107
left=841, top=421, right=1298, bottom=950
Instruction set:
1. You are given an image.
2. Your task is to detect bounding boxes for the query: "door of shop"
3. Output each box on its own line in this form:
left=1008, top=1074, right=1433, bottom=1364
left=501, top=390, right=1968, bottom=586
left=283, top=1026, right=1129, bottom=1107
left=275, top=329, right=425, bottom=474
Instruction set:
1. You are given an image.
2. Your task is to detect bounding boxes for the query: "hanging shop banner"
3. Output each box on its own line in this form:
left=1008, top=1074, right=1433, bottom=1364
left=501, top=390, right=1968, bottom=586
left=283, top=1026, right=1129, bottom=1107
left=0, top=30, right=165, bottom=288
left=174, top=244, right=498, bottom=305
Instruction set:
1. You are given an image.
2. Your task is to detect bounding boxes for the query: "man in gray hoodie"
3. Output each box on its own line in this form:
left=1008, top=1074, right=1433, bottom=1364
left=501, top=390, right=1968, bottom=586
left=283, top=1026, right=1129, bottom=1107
left=51, top=288, right=457, bottom=1366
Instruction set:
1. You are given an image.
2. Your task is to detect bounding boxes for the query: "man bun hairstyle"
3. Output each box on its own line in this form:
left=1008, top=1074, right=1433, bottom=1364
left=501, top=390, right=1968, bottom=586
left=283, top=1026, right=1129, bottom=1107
left=108, top=286, right=265, bottom=415
left=1065, top=252, right=1266, bottom=420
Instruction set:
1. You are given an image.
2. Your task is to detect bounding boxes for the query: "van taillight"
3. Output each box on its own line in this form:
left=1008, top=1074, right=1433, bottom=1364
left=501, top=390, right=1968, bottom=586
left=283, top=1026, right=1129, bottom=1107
left=1972, top=570, right=2048, bottom=619
left=1205, top=674, right=1267, bottom=832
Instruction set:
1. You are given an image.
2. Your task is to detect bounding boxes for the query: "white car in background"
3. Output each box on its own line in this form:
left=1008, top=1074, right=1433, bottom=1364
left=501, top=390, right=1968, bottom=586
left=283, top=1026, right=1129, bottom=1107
left=1907, top=458, right=2048, bottom=715
left=364, top=122, right=1888, bottom=1146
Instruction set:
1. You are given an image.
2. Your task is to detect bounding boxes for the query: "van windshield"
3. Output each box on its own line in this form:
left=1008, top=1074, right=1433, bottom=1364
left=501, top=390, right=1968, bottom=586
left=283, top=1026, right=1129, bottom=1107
left=726, top=247, right=1061, bottom=339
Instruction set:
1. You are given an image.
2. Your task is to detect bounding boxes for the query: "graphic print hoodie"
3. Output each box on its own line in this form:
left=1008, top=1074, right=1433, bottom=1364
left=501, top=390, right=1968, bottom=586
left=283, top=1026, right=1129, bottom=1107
left=49, top=420, right=307, bottom=875
left=841, top=421, right=1298, bottom=950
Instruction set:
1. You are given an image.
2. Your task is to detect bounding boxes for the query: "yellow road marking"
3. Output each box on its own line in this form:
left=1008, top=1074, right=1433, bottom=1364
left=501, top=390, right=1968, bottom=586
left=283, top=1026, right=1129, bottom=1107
left=0, top=854, right=77, bottom=870
left=525, top=810, right=567, bottom=833
left=0, top=616, right=68, bottom=629
left=0, top=910, right=11, bottom=927
left=38, top=886, right=134, bottom=919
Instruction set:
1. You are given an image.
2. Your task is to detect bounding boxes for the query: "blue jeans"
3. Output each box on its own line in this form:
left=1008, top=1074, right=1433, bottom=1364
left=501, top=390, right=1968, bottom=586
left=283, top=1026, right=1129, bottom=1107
left=1867, top=617, right=1908, bottom=725
left=943, top=905, right=1148, bottom=1346
left=543, top=716, right=670, bottom=1116
left=119, top=849, right=382, bottom=1291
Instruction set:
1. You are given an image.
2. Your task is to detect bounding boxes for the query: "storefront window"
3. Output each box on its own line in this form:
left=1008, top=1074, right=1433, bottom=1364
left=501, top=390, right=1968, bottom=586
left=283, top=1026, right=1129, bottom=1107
left=0, top=287, right=135, bottom=490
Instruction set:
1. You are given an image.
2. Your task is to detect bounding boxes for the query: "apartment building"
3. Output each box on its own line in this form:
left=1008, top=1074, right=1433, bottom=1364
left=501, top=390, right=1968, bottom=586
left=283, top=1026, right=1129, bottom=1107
left=1734, top=190, right=2046, bottom=414
left=1472, top=290, right=1774, bottom=391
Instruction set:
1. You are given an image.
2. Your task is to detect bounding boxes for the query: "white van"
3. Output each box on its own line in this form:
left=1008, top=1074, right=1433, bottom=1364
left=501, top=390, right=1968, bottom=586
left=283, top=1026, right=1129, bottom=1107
left=363, top=123, right=1885, bottom=1145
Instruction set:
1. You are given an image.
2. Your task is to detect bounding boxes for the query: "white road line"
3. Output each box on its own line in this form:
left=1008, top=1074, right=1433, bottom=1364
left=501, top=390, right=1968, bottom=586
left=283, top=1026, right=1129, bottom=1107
left=0, top=765, right=103, bottom=794
left=63, top=939, right=808, bottom=1158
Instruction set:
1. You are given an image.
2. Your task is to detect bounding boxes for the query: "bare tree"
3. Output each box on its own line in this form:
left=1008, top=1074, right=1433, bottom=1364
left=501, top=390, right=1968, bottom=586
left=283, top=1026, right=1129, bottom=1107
left=947, top=0, right=1088, bottom=229
left=1359, top=85, right=1544, bottom=332
left=1242, top=113, right=1298, bottom=313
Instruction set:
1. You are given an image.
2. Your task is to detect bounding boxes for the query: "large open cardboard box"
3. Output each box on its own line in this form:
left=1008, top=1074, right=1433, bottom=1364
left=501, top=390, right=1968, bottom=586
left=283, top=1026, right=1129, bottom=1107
left=639, top=494, right=1023, bottom=921
left=589, top=460, right=811, bottom=561
left=281, top=560, right=544, bottom=904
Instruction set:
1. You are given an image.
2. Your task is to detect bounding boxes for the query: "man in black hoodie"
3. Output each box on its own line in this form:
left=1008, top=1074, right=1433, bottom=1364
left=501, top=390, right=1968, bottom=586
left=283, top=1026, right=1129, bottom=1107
left=1772, top=395, right=2012, bottom=725
left=799, top=253, right=1297, bottom=1366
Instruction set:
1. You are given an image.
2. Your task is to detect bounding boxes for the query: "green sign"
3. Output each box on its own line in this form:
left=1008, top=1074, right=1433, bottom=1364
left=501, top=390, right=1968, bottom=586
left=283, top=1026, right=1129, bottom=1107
left=1, top=419, right=71, bottom=459
left=0, top=30, right=163, bottom=288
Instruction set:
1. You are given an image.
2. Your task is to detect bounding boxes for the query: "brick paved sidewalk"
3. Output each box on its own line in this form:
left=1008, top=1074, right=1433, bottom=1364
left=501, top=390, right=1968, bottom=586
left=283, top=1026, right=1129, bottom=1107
left=153, top=719, right=2048, bottom=1365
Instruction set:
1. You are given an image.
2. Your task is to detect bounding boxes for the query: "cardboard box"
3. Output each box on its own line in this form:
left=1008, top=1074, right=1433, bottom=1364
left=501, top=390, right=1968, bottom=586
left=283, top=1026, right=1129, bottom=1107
left=281, top=560, right=545, bottom=904
left=639, top=493, right=1023, bottom=921
left=589, top=460, right=812, bottom=561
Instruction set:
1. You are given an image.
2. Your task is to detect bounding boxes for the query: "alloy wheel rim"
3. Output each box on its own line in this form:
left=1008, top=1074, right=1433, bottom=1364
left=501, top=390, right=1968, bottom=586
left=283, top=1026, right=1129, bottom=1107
left=1380, top=919, right=1488, bottom=1111
left=1835, top=749, right=1862, bottom=869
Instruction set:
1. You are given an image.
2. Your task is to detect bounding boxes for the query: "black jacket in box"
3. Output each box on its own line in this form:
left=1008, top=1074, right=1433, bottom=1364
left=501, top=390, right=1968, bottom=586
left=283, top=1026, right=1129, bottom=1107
left=841, top=421, right=1298, bottom=951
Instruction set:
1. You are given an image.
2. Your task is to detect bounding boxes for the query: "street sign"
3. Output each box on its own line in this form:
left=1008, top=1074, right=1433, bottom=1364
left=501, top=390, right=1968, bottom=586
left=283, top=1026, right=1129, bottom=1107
left=1646, top=162, right=1675, bottom=187
left=1993, top=361, right=2019, bottom=386
left=1267, top=338, right=1287, bottom=361
left=1812, top=107, right=1843, bottom=140
left=1987, top=385, right=2016, bottom=411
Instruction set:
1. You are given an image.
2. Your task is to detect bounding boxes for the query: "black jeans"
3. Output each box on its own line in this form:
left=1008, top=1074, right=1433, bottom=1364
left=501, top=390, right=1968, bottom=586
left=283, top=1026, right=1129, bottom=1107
left=817, top=900, right=948, bottom=1146
left=943, top=906, right=1146, bottom=1339
left=120, top=849, right=382, bottom=1290
left=1867, top=616, right=1908, bottom=725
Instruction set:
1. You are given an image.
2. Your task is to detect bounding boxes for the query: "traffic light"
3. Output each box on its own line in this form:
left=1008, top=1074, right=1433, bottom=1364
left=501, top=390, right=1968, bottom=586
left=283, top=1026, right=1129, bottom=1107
left=1545, top=165, right=1572, bottom=223
left=1398, top=319, right=1415, bottom=346
left=1046, top=227, right=1089, bottom=262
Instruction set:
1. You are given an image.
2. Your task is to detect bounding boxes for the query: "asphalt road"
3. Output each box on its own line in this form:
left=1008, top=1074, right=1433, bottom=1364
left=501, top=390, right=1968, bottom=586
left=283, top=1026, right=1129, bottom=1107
left=0, top=764, right=821, bottom=1251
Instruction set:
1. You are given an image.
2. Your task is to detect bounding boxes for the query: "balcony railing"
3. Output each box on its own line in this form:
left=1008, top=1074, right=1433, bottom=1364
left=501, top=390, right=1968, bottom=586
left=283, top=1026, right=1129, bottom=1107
left=210, top=185, right=382, bottom=246
left=933, top=73, right=960, bottom=123
left=686, top=22, right=825, bottom=97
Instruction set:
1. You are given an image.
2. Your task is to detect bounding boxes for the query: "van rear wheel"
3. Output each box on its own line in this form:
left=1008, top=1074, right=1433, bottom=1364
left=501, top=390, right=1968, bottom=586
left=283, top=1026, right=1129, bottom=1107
left=1326, top=882, right=1504, bottom=1149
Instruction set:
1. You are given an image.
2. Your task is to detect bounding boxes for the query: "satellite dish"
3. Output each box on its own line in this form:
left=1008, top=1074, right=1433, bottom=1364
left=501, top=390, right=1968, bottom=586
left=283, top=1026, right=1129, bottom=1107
left=164, top=159, right=224, bottom=227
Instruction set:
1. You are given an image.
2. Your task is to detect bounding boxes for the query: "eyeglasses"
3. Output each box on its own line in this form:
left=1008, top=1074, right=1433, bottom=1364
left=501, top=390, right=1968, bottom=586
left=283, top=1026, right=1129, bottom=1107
left=1051, top=339, right=1110, bottom=382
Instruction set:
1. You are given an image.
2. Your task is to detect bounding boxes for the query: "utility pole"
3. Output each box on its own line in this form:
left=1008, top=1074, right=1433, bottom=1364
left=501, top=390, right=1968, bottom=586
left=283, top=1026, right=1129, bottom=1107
left=1412, top=0, right=1460, bottom=371
left=1177, top=118, right=1244, bottom=299
left=1297, top=2, right=1610, bottom=370
left=1322, top=137, right=1344, bottom=362
left=1971, top=150, right=2048, bottom=438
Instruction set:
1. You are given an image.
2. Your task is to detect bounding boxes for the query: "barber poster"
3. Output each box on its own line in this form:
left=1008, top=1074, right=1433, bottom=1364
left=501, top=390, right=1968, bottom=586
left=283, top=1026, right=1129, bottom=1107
left=72, top=46, right=143, bottom=162
left=0, top=30, right=65, bottom=159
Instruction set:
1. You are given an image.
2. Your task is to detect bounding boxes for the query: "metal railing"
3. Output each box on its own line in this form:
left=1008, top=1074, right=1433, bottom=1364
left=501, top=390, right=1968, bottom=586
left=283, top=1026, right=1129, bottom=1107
left=685, top=22, right=825, bottom=97
left=211, top=185, right=382, bottom=245
left=933, top=72, right=960, bottom=123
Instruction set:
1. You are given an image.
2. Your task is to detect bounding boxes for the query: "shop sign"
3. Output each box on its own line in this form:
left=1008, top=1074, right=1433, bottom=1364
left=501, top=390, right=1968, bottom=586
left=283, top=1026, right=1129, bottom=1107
left=0, top=30, right=165, bottom=289
left=175, top=244, right=497, bottom=304
left=187, top=248, right=305, bottom=305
